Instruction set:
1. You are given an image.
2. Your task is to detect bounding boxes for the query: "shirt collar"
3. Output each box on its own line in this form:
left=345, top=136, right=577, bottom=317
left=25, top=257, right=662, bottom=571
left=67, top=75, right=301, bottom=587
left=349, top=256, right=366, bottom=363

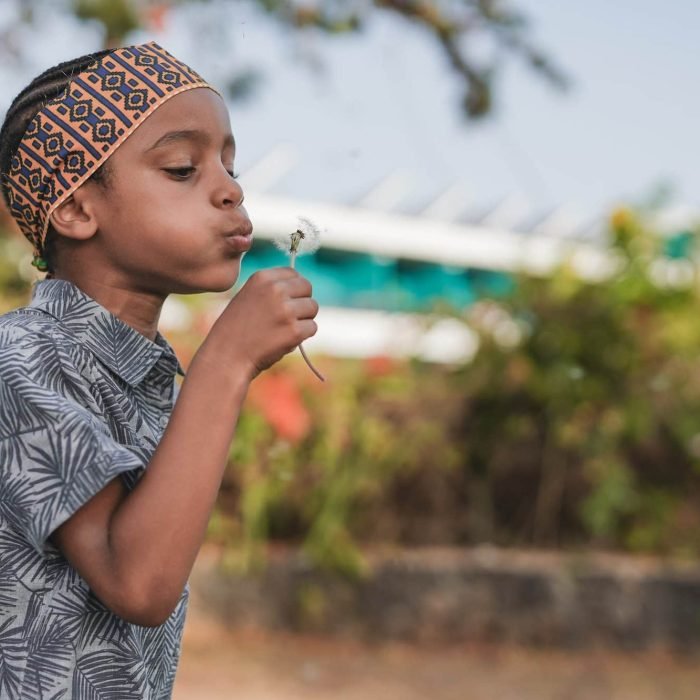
left=29, top=279, right=186, bottom=386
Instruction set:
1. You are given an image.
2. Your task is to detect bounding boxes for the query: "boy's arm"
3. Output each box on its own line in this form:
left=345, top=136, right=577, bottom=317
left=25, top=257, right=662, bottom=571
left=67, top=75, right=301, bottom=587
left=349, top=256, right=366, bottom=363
left=50, top=268, right=318, bottom=626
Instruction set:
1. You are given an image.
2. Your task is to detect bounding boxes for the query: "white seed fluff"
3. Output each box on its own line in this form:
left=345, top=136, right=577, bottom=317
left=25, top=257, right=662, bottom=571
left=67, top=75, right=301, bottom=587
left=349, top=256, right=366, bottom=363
left=273, top=216, right=322, bottom=256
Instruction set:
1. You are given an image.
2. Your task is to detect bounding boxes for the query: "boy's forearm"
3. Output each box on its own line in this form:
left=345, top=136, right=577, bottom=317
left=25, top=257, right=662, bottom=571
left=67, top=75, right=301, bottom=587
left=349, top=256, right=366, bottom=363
left=67, top=270, right=316, bottom=625
left=107, top=344, right=251, bottom=622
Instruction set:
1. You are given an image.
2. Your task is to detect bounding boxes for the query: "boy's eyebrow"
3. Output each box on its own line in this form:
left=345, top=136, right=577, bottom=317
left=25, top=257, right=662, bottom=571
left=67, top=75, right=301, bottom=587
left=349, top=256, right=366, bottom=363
left=146, top=129, right=235, bottom=152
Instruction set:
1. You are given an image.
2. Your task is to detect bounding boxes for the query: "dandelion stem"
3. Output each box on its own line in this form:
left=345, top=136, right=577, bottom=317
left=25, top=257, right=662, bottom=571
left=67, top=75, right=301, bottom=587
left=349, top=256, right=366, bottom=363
left=289, top=250, right=325, bottom=382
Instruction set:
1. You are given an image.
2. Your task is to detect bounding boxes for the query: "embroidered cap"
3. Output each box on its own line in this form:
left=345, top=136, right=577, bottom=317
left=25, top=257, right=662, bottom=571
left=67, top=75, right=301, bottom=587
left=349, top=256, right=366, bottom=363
left=4, top=41, right=218, bottom=270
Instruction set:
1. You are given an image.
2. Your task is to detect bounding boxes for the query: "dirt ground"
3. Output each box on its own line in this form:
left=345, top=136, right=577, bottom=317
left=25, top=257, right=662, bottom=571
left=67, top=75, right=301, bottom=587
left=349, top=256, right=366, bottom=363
left=173, top=598, right=700, bottom=700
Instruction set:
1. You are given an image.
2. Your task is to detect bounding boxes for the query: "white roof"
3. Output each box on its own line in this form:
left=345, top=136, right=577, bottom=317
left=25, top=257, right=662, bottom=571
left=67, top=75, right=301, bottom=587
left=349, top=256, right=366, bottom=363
left=244, top=191, right=617, bottom=281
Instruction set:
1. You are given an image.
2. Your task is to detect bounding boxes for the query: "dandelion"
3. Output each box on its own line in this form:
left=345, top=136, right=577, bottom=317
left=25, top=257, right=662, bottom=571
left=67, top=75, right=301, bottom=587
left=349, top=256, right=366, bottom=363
left=274, top=216, right=325, bottom=382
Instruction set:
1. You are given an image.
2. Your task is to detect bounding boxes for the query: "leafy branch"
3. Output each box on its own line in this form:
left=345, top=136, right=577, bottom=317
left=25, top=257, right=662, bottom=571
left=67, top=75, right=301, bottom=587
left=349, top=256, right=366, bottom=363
left=2, top=0, right=569, bottom=120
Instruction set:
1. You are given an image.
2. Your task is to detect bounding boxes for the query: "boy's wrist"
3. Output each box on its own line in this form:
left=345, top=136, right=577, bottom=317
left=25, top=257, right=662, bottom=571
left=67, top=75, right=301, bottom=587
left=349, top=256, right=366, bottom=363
left=189, top=342, right=256, bottom=395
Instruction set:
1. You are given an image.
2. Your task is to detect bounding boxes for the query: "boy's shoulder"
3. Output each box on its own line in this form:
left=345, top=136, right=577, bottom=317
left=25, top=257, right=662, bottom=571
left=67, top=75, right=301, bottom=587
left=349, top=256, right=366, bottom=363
left=0, top=303, right=79, bottom=384
left=0, top=303, right=65, bottom=347
left=0, top=279, right=185, bottom=388
left=0, top=279, right=107, bottom=386
left=0, top=278, right=110, bottom=356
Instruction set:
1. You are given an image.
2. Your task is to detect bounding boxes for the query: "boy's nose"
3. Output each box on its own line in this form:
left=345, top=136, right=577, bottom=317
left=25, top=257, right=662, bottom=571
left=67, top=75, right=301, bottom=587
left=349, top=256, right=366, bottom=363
left=213, top=167, right=245, bottom=209
left=216, top=181, right=245, bottom=209
left=224, top=187, right=245, bottom=208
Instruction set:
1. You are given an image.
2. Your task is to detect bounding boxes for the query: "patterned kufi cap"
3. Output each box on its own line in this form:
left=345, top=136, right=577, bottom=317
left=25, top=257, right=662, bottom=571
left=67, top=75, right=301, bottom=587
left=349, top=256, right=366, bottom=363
left=3, top=42, right=218, bottom=271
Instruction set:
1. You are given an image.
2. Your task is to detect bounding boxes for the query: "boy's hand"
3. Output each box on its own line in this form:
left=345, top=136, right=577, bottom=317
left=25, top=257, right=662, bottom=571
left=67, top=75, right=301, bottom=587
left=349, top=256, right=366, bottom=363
left=202, top=267, right=319, bottom=380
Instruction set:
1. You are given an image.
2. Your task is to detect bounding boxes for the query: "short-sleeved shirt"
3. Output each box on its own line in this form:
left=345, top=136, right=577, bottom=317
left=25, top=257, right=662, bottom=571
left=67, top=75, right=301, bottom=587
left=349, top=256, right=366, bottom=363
left=0, top=278, right=189, bottom=699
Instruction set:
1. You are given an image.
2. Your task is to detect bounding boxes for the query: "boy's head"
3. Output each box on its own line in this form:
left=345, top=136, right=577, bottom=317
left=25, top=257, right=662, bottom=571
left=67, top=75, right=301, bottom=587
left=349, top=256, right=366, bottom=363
left=0, top=42, right=250, bottom=294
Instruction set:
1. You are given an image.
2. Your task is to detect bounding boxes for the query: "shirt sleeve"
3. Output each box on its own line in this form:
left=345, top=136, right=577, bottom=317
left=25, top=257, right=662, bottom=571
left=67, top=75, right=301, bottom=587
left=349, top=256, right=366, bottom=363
left=0, top=349, right=145, bottom=557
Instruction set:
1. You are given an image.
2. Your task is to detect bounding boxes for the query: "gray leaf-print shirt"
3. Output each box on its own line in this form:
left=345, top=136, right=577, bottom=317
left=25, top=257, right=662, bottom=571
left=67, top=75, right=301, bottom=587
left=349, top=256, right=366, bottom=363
left=0, top=278, right=189, bottom=699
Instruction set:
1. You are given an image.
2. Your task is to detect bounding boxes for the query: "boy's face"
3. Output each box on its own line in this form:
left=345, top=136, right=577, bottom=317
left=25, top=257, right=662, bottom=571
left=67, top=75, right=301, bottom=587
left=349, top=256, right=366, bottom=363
left=81, top=88, right=251, bottom=295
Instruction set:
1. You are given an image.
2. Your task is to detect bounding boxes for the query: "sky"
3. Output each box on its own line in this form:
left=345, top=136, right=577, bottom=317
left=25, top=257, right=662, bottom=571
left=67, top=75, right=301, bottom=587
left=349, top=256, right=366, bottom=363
left=1, top=0, right=698, bottom=225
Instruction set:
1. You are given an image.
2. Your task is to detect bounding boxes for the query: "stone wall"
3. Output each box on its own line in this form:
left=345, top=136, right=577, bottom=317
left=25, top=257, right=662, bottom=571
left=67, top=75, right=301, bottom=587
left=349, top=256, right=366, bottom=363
left=190, top=546, right=700, bottom=650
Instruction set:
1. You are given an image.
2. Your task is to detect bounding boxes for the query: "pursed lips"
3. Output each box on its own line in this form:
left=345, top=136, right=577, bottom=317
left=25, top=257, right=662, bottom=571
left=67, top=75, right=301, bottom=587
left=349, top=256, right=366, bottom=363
left=222, top=222, right=254, bottom=252
left=223, top=221, right=253, bottom=240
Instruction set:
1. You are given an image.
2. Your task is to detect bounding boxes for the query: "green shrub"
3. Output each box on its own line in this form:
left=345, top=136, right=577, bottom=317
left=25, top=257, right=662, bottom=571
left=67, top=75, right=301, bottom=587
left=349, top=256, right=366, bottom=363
left=209, top=208, right=700, bottom=571
left=455, top=209, right=700, bottom=553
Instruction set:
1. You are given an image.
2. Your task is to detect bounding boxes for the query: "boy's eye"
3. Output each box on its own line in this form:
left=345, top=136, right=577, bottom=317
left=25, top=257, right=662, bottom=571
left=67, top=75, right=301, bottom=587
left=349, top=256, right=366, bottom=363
left=164, top=166, right=195, bottom=180
left=163, top=167, right=240, bottom=180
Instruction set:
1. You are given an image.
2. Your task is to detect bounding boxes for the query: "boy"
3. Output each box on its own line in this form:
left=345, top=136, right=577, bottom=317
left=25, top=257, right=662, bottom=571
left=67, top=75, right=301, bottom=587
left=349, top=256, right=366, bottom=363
left=0, top=42, right=318, bottom=698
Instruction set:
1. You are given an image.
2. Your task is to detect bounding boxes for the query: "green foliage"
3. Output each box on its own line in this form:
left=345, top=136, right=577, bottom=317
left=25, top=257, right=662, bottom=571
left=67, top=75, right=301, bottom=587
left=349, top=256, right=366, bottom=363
left=457, top=209, right=700, bottom=553
left=7, top=0, right=566, bottom=121
left=251, top=0, right=569, bottom=120
left=207, top=208, right=700, bottom=572
left=72, top=0, right=140, bottom=44
left=215, top=360, right=461, bottom=576
left=0, top=229, right=34, bottom=312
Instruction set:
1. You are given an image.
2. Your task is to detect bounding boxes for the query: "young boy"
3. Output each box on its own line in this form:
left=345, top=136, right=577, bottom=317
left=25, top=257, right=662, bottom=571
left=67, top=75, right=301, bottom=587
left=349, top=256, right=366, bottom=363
left=0, top=42, right=318, bottom=698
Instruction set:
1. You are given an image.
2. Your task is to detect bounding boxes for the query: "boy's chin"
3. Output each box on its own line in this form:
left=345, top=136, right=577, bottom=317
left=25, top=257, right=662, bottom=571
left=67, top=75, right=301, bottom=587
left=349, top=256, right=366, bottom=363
left=170, top=259, right=242, bottom=295
left=207, top=262, right=242, bottom=293
left=207, top=279, right=239, bottom=294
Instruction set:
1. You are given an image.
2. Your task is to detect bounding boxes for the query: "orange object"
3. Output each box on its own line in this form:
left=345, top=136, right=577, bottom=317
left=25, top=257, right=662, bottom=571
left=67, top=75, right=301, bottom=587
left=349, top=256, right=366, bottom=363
left=365, top=354, right=396, bottom=377
left=249, top=372, right=311, bottom=443
left=146, top=5, right=169, bottom=31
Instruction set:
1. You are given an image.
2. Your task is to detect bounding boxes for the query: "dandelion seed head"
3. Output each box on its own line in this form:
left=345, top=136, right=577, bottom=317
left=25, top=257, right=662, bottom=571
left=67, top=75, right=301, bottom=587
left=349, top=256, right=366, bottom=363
left=296, top=216, right=322, bottom=254
left=273, top=216, right=323, bottom=256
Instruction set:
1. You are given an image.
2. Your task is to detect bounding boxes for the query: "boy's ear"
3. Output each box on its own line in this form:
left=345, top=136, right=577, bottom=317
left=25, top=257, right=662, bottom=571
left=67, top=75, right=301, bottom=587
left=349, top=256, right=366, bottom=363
left=48, top=187, right=99, bottom=241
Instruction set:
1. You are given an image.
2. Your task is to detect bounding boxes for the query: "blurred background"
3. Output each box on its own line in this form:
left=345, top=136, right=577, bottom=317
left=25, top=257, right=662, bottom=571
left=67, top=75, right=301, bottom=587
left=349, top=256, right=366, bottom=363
left=2, top=1, right=700, bottom=698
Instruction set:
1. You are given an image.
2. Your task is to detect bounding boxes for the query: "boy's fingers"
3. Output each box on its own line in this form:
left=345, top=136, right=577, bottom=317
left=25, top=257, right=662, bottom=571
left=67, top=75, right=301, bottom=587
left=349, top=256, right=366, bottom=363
left=287, top=298, right=319, bottom=320
left=283, top=276, right=313, bottom=299
left=270, top=266, right=300, bottom=279
left=248, top=268, right=312, bottom=298
left=249, top=267, right=299, bottom=285
left=295, top=319, right=318, bottom=341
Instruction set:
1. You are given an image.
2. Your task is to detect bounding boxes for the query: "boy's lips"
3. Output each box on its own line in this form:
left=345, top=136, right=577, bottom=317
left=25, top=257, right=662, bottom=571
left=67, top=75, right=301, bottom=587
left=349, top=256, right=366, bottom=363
left=223, top=224, right=253, bottom=253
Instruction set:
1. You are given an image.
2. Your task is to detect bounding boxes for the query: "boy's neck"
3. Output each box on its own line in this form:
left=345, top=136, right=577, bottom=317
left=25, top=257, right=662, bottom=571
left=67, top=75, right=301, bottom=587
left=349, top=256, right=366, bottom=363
left=50, top=273, right=164, bottom=342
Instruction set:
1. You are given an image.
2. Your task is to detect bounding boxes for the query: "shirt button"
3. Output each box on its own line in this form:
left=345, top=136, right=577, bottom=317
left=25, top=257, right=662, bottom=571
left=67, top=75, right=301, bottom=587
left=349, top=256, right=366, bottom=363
left=159, top=415, right=169, bottom=428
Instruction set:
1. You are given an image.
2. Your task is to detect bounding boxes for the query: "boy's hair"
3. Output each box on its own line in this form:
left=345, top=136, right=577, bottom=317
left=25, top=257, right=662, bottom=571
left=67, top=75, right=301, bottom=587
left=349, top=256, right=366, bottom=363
left=0, top=50, right=113, bottom=275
